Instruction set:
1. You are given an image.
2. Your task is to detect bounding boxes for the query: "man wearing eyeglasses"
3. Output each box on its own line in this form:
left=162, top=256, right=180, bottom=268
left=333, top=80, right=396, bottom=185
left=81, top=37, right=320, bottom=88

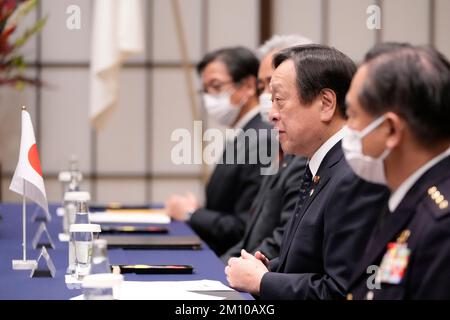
left=166, top=46, right=275, bottom=256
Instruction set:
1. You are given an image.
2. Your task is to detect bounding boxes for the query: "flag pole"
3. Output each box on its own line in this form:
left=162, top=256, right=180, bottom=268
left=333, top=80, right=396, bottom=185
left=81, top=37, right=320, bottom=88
left=22, top=106, right=27, bottom=261
left=12, top=106, right=37, bottom=271
left=22, top=183, right=26, bottom=261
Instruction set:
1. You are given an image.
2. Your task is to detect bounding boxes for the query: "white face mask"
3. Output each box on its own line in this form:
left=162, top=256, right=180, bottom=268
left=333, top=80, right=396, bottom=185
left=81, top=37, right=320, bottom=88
left=259, top=93, right=272, bottom=123
left=342, top=115, right=391, bottom=185
left=202, top=92, right=241, bottom=127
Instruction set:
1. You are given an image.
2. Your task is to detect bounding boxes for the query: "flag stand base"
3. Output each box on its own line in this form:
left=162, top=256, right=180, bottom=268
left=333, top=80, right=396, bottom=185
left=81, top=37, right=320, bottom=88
left=12, top=259, right=37, bottom=270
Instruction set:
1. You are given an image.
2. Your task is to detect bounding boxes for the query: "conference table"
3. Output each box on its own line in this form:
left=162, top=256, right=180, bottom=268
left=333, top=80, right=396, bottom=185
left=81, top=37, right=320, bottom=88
left=0, top=203, right=252, bottom=300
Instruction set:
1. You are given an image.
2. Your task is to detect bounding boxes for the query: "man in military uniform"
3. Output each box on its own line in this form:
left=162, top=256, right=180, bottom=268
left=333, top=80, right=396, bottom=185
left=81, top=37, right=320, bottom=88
left=344, top=43, right=450, bottom=299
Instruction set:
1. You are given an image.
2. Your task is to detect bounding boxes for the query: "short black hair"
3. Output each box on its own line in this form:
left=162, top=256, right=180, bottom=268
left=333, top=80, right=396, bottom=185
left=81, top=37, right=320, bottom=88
left=364, top=42, right=411, bottom=62
left=273, top=44, right=356, bottom=117
left=360, top=44, right=450, bottom=145
left=196, top=46, right=259, bottom=83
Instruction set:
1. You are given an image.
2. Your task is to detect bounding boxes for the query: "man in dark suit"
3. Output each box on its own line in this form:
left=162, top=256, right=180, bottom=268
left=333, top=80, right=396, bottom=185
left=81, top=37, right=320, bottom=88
left=165, top=47, right=275, bottom=256
left=221, top=154, right=306, bottom=263
left=220, top=35, right=313, bottom=263
left=225, top=45, right=389, bottom=300
left=345, top=44, right=450, bottom=300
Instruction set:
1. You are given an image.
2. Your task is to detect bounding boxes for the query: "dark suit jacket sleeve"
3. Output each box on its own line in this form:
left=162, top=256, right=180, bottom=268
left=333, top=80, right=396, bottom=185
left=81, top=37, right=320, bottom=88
left=189, top=162, right=263, bottom=253
left=268, top=257, right=280, bottom=272
left=260, top=174, right=387, bottom=300
left=412, top=215, right=450, bottom=299
left=254, top=159, right=305, bottom=259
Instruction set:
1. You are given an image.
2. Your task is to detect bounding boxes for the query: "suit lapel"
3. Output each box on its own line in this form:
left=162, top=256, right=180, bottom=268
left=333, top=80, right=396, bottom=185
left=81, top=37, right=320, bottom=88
left=277, top=143, right=344, bottom=271
left=294, top=142, right=344, bottom=228
left=293, top=174, right=331, bottom=225
left=277, top=172, right=332, bottom=268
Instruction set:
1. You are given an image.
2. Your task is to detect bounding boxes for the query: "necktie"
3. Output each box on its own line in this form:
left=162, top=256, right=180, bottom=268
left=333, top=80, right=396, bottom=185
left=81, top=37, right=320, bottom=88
left=283, top=166, right=313, bottom=242
left=296, top=166, right=313, bottom=212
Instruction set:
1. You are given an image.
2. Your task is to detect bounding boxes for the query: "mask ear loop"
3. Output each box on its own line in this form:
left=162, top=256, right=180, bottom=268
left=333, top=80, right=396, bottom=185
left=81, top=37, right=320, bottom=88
left=378, top=148, right=391, bottom=160
left=362, top=115, right=392, bottom=161
left=359, top=114, right=388, bottom=138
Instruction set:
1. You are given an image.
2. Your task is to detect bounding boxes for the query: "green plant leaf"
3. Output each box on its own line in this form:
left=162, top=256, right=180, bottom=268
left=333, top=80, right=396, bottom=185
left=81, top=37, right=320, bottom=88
left=1, top=0, right=47, bottom=90
left=6, top=0, right=38, bottom=29
left=14, top=15, right=47, bottom=49
left=15, top=80, right=25, bottom=91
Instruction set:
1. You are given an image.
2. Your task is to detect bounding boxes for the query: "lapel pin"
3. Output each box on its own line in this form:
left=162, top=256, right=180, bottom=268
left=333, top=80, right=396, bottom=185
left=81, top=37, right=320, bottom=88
left=313, top=176, right=320, bottom=185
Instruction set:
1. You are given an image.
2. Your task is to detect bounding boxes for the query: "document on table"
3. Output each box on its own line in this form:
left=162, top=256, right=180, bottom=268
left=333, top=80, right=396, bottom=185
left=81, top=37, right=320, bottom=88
left=89, top=210, right=170, bottom=224
left=70, top=280, right=231, bottom=300
left=119, top=281, right=227, bottom=300
left=146, top=279, right=234, bottom=291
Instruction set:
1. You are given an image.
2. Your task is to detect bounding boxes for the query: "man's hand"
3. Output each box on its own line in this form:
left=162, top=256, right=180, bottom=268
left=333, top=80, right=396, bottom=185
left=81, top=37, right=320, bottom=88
left=225, top=249, right=269, bottom=295
left=254, top=251, right=270, bottom=267
left=165, top=192, right=198, bottom=221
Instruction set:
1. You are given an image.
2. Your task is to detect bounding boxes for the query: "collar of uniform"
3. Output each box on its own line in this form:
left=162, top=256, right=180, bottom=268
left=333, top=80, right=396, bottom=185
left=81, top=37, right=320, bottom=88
left=389, top=147, right=450, bottom=212
left=308, top=127, right=347, bottom=178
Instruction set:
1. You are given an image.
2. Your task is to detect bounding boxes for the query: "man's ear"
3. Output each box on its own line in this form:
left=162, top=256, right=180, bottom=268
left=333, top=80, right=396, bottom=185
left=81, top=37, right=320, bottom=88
left=385, top=112, right=404, bottom=149
left=319, top=89, right=337, bottom=122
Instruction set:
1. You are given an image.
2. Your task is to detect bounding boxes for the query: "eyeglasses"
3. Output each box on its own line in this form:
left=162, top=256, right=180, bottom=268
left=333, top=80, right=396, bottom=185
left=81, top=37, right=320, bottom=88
left=200, top=80, right=235, bottom=94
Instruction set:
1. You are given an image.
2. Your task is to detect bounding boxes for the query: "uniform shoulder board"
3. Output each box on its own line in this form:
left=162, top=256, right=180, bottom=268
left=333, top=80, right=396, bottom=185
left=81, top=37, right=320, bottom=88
left=425, top=184, right=450, bottom=219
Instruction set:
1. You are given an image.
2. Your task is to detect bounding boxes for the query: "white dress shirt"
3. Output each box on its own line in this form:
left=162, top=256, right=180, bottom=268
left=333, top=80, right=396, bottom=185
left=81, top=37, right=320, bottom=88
left=308, top=127, right=347, bottom=178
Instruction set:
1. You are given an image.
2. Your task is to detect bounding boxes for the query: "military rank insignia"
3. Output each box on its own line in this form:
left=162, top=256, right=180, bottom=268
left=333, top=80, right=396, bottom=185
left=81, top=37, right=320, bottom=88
left=375, top=230, right=411, bottom=285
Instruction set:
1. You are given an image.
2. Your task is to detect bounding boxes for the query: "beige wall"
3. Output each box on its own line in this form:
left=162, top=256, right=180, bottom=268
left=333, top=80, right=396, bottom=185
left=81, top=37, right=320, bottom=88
left=1, top=0, right=449, bottom=204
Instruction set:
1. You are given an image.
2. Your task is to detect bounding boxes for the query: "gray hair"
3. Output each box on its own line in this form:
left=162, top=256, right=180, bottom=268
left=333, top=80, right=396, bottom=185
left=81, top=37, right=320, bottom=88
left=257, top=34, right=313, bottom=59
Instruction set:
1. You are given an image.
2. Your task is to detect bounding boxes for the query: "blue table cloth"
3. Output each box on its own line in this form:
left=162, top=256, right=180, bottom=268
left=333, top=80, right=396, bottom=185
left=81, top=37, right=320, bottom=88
left=0, top=204, right=251, bottom=300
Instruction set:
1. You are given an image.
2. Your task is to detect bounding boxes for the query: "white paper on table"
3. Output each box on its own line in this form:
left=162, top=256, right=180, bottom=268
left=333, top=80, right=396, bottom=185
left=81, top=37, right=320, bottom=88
left=89, top=212, right=170, bottom=224
left=145, top=280, right=234, bottom=292
left=119, top=282, right=226, bottom=300
left=70, top=280, right=226, bottom=300
left=68, top=279, right=232, bottom=290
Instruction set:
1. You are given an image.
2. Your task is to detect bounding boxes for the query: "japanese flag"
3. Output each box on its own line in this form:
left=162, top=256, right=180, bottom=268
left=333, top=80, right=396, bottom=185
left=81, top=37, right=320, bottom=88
left=9, top=109, right=49, bottom=214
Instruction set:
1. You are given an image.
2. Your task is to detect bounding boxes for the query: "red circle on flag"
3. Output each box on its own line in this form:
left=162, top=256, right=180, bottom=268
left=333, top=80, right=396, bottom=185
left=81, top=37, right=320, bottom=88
left=28, top=144, right=43, bottom=177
